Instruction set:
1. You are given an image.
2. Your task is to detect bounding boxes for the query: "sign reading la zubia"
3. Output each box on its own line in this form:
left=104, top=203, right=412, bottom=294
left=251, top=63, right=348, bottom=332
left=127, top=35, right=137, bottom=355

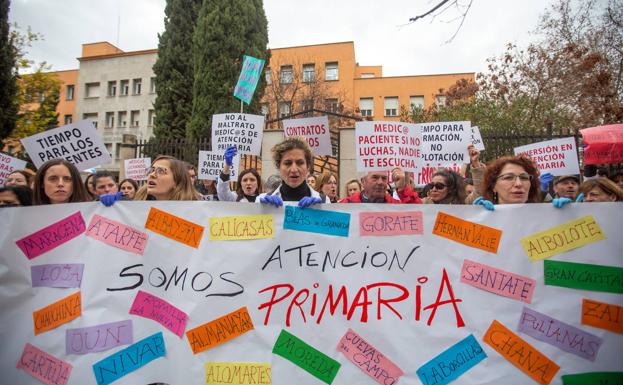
left=20, top=120, right=112, bottom=170
left=283, top=116, right=332, bottom=156
left=211, top=113, right=264, bottom=155
left=580, top=124, right=623, bottom=165
left=0, top=152, right=27, bottom=185
left=355, top=120, right=422, bottom=173
left=233, top=55, right=265, bottom=105
left=514, top=137, right=580, bottom=176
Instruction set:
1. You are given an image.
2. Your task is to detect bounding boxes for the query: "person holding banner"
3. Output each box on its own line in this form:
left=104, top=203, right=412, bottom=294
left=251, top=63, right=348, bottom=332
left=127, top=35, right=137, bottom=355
left=131, top=155, right=200, bottom=201
left=422, top=170, right=466, bottom=204
left=578, top=178, right=623, bottom=202
left=216, top=146, right=262, bottom=202
left=119, top=178, right=138, bottom=200
left=32, top=159, right=90, bottom=205
left=4, top=170, right=32, bottom=187
left=315, top=172, right=339, bottom=203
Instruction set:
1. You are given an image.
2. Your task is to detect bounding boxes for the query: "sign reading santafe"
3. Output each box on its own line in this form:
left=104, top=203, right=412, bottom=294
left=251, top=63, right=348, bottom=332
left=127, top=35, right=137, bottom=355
left=20, top=120, right=112, bottom=170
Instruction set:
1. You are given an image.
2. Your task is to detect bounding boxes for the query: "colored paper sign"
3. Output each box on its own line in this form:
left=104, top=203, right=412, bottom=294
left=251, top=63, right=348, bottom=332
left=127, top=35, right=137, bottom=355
left=518, top=306, right=602, bottom=361
left=129, top=290, right=188, bottom=337
left=17, top=343, right=72, bottom=385
left=470, top=126, right=485, bottom=151
left=66, top=320, right=133, bottom=355
left=16, top=211, right=86, bottom=260
left=31, top=263, right=84, bottom=288
left=273, top=329, right=340, bottom=384
left=460, top=259, right=535, bottom=303
left=580, top=123, right=623, bottom=165
left=283, top=116, right=332, bottom=156
left=144, top=207, right=204, bottom=248
left=205, top=362, right=271, bottom=385
left=0, top=152, right=27, bottom=185
left=209, top=215, right=274, bottom=240
left=359, top=211, right=423, bottom=236
left=414, top=164, right=464, bottom=187
left=87, top=214, right=149, bottom=255
left=355, top=120, right=422, bottom=173
left=514, top=137, right=580, bottom=176
left=420, top=121, right=471, bottom=169
left=123, top=157, right=150, bottom=181
left=432, top=212, right=502, bottom=253
left=521, top=215, right=605, bottom=261
left=186, top=307, right=254, bottom=354
left=337, top=329, right=403, bottom=385
left=582, top=298, right=623, bottom=333
left=198, top=150, right=240, bottom=180
left=283, top=206, right=350, bottom=237
left=234, top=55, right=265, bottom=105
left=92, top=331, right=166, bottom=385
left=483, top=320, right=559, bottom=385
left=562, top=372, right=623, bottom=385
left=544, top=260, right=623, bottom=294
left=20, top=120, right=112, bottom=170
left=416, top=334, right=486, bottom=385
left=33, top=291, right=81, bottom=335
left=211, top=113, right=264, bottom=155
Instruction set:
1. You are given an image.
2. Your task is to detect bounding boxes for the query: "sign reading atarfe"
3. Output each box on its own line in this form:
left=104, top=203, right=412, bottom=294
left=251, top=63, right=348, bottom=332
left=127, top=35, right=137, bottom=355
left=514, top=137, right=580, bottom=176
left=282, top=116, right=332, bottom=156
left=355, top=121, right=421, bottom=172
left=211, top=113, right=264, bottom=155
left=20, top=120, right=111, bottom=170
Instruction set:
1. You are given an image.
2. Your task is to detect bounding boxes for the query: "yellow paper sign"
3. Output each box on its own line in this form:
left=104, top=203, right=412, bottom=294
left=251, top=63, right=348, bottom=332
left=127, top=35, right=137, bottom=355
left=209, top=215, right=274, bottom=240
left=520, top=215, right=605, bottom=261
left=205, top=362, right=271, bottom=385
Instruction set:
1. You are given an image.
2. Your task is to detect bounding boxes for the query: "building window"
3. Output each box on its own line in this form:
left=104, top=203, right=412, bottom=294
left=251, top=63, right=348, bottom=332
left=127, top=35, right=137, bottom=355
left=260, top=103, right=270, bottom=119
left=132, top=78, right=142, bottom=95
left=105, top=143, right=112, bottom=155
left=360, top=73, right=375, bottom=78
left=66, top=85, right=74, bottom=100
left=105, top=112, right=115, bottom=128
left=279, top=65, right=293, bottom=84
left=107, top=81, right=117, bottom=97
left=130, top=110, right=140, bottom=127
left=148, top=110, right=155, bottom=127
left=325, top=62, right=338, bottom=81
left=325, top=98, right=339, bottom=113
left=278, top=102, right=291, bottom=118
left=115, top=143, right=122, bottom=160
left=359, top=97, right=373, bottom=117
left=64, top=115, right=73, bottom=125
left=435, top=95, right=447, bottom=108
left=150, top=77, right=156, bottom=94
left=265, top=68, right=271, bottom=84
left=120, top=80, right=129, bottom=96
left=83, top=113, right=98, bottom=128
left=85, top=82, right=100, bottom=98
left=300, top=99, right=314, bottom=115
left=384, top=97, right=398, bottom=117
left=118, top=111, right=127, bottom=127
left=302, top=64, right=315, bottom=83
left=410, top=95, right=424, bottom=110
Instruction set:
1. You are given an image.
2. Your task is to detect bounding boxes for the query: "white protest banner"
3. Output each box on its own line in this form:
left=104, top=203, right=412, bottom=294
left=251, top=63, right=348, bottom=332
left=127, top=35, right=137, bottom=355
left=420, top=121, right=471, bottom=168
left=197, top=150, right=240, bottom=180
left=20, top=120, right=112, bottom=170
left=211, top=113, right=264, bottom=155
left=282, top=116, right=332, bottom=156
left=514, top=137, right=580, bottom=176
left=355, top=121, right=421, bottom=172
left=0, top=152, right=27, bottom=185
left=471, top=125, right=485, bottom=151
left=1, top=202, right=621, bottom=385
left=123, top=158, right=151, bottom=181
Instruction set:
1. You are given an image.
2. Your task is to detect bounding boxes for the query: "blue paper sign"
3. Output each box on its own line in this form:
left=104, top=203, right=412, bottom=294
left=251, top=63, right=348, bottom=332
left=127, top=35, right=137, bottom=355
left=92, top=332, right=166, bottom=385
left=283, top=206, right=350, bottom=237
left=416, top=334, right=487, bottom=385
left=234, top=55, right=265, bottom=105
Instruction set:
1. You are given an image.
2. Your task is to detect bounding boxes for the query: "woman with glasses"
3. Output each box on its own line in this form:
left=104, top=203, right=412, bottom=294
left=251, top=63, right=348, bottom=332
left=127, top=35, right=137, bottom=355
left=33, top=159, right=90, bottom=205
left=476, top=155, right=541, bottom=208
left=422, top=170, right=466, bottom=204
left=315, top=172, right=339, bottom=202
left=134, top=155, right=199, bottom=201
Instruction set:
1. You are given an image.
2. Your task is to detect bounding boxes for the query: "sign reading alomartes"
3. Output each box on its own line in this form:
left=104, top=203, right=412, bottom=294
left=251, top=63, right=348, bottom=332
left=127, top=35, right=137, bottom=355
left=233, top=55, right=265, bottom=105
left=211, top=113, right=264, bottom=155
left=283, top=116, right=332, bottom=156
left=355, top=120, right=422, bottom=172
left=20, top=120, right=112, bottom=170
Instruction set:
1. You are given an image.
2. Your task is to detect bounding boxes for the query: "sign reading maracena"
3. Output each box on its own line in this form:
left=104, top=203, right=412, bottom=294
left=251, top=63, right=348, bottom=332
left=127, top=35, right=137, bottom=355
left=211, top=113, right=264, bottom=155
left=282, top=116, right=332, bottom=156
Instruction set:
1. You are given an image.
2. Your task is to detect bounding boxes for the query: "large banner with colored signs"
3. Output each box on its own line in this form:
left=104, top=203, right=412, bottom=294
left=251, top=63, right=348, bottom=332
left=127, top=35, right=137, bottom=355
left=0, top=202, right=622, bottom=385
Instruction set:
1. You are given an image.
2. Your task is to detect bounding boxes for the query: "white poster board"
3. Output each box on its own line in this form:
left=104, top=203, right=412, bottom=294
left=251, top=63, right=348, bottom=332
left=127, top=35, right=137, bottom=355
left=420, top=121, right=471, bottom=169
left=0, top=152, right=27, bottom=185
left=471, top=126, right=485, bottom=151
left=282, top=116, right=332, bottom=156
left=123, top=158, right=151, bottom=181
left=211, top=113, right=264, bottom=155
left=197, top=150, right=240, bottom=180
left=355, top=121, right=422, bottom=172
left=514, top=137, right=580, bottom=176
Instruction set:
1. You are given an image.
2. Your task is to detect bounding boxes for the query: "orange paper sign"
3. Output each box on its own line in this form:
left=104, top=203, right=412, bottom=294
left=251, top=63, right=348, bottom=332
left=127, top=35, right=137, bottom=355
left=144, top=207, right=204, bottom=248
left=483, top=320, right=559, bottom=385
left=186, top=306, right=254, bottom=354
left=432, top=212, right=502, bottom=253
left=33, top=291, right=81, bottom=335
left=582, top=299, right=623, bottom=334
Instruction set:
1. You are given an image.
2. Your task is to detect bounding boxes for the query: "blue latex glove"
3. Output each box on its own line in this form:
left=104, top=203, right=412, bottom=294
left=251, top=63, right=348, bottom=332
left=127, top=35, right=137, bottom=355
left=298, top=196, right=322, bottom=208
left=100, top=192, right=123, bottom=207
left=224, top=146, right=237, bottom=166
left=552, top=197, right=572, bottom=208
left=575, top=192, right=585, bottom=202
left=473, top=196, right=495, bottom=211
left=260, top=195, right=283, bottom=207
left=539, top=172, right=554, bottom=192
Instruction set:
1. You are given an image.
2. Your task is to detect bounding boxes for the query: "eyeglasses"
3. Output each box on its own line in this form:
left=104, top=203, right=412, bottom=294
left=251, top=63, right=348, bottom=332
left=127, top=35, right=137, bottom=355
left=428, top=182, right=447, bottom=190
left=497, top=173, right=532, bottom=183
left=146, top=166, right=169, bottom=177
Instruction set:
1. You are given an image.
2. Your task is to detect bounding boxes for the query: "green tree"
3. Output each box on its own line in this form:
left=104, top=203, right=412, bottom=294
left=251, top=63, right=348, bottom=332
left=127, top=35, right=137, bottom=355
left=0, top=0, right=18, bottom=141
left=187, top=0, right=269, bottom=140
left=152, top=0, right=202, bottom=139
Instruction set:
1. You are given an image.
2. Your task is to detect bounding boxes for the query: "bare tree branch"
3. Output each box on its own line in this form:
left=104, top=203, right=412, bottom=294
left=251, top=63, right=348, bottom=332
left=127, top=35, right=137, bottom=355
left=409, top=0, right=452, bottom=22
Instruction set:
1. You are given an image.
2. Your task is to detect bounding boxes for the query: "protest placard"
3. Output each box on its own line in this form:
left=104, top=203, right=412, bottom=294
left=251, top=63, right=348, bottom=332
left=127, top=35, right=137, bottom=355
left=355, top=121, right=421, bottom=172
left=211, top=113, right=264, bottom=155
left=198, top=150, right=240, bottom=180
left=234, top=55, right=265, bottom=105
left=514, top=137, right=580, bottom=175
left=123, top=157, right=150, bottom=181
left=0, top=152, right=27, bottom=185
left=580, top=123, right=623, bottom=165
left=282, top=116, right=332, bottom=156
left=20, top=120, right=111, bottom=170
left=420, top=121, right=471, bottom=168
left=470, top=125, right=485, bottom=151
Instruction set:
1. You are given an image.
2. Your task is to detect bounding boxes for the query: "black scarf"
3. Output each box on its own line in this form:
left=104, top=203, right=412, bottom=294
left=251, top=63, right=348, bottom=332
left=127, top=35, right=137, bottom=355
left=279, top=182, right=311, bottom=201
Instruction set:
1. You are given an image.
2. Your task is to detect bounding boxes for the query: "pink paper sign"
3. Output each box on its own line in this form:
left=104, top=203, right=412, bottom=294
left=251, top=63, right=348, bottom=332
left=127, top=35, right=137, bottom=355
left=86, top=214, right=148, bottom=255
left=17, top=343, right=73, bottom=385
left=16, top=211, right=86, bottom=260
left=337, top=328, right=404, bottom=385
left=129, top=290, right=188, bottom=337
left=359, top=211, right=423, bottom=236
left=460, top=259, right=536, bottom=303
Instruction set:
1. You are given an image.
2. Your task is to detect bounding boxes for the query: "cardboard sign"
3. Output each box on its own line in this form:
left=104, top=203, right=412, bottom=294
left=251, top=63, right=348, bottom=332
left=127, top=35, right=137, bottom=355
left=470, top=126, right=485, bottom=151
left=580, top=123, right=623, bottom=165
left=359, top=211, right=423, bottom=236
left=544, top=260, right=623, bottom=294
left=211, top=113, right=264, bottom=155
left=514, top=137, right=580, bottom=176
left=123, top=157, right=150, bottom=181
left=209, top=215, right=274, bottom=240
left=432, top=212, right=502, bottom=253
left=129, top=290, right=188, bottom=337
left=16, top=211, right=86, bottom=260
left=355, top=121, right=422, bottom=172
left=144, top=207, right=205, bottom=248
left=420, top=121, right=471, bottom=168
left=283, top=206, right=350, bottom=237
left=20, top=120, right=112, bottom=170
left=416, top=334, right=486, bottom=385
left=31, top=263, right=84, bottom=288
left=460, top=259, right=535, bottom=303
left=33, top=291, right=81, bottom=335
left=17, top=343, right=72, bottom=385
left=581, top=299, right=623, bottom=334
left=283, top=116, right=332, bottom=156
left=205, top=362, right=271, bottom=385
left=0, top=152, right=27, bottom=185
left=66, top=320, right=133, bottom=355
left=186, top=307, right=254, bottom=354
left=87, top=214, right=149, bottom=255
left=234, top=55, right=265, bottom=105
left=198, top=150, right=240, bottom=181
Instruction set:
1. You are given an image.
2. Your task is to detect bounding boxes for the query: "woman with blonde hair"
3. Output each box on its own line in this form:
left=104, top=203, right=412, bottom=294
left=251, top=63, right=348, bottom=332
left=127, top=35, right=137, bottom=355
left=134, top=155, right=200, bottom=201
left=578, top=178, right=623, bottom=202
left=315, top=172, right=339, bottom=202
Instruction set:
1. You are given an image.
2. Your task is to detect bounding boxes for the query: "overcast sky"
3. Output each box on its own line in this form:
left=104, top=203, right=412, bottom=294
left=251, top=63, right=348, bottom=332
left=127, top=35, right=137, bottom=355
left=9, top=0, right=555, bottom=76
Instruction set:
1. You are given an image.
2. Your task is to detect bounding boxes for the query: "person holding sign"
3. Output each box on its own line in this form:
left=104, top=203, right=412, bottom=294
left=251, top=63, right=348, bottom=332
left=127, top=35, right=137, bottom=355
left=132, top=156, right=199, bottom=201
left=391, top=167, right=421, bottom=203
left=217, top=146, right=262, bottom=202
left=32, top=159, right=90, bottom=205
left=258, top=137, right=329, bottom=207
left=579, top=179, right=623, bottom=202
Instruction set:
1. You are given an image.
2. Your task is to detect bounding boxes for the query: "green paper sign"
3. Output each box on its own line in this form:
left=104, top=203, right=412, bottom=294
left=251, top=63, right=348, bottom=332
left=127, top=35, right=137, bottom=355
left=544, top=260, right=623, bottom=294
left=562, top=372, right=623, bottom=385
left=234, top=55, right=265, bottom=105
left=272, top=329, right=340, bottom=384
